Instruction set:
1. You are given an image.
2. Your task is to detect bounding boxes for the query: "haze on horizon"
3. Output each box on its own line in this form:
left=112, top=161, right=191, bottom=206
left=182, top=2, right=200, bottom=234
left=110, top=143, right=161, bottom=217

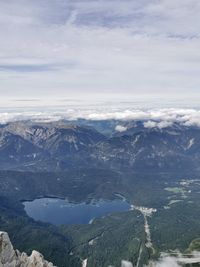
left=1, top=0, right=200, bottom=105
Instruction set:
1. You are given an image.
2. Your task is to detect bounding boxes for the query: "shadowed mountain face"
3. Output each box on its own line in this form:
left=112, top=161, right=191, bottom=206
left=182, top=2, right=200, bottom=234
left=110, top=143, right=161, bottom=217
left=1, top=120, right=200, bottom=172
left=0, top=130, right=45, bottom=167
left=0, top=122, right=106, bottom=169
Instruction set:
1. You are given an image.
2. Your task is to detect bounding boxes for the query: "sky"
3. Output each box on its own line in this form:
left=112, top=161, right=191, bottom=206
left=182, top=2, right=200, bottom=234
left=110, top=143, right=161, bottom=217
left=1, top=0, right=200, bottom=105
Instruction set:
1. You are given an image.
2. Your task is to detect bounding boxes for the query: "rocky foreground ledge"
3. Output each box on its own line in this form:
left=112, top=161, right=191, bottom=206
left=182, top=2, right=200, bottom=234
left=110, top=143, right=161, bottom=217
left=0, top=231, right=56, bottom=267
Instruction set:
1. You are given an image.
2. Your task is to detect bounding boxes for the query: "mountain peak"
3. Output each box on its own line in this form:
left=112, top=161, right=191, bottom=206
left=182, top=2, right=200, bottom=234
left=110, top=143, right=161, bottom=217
left=0, top=231, right=56, bottom=267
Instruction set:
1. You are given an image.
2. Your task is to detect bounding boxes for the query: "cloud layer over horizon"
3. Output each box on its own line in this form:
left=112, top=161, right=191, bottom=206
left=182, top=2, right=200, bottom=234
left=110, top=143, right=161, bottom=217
left=1, top=0, right=200, bottom=100
left=2, top=108, right=200, bottom=129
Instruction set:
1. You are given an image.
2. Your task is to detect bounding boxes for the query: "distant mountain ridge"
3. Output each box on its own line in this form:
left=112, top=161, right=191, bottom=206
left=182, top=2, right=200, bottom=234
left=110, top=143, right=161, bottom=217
left=0, top=122, right=106, bottom=169
left=1, top=120, right=200, bottom=172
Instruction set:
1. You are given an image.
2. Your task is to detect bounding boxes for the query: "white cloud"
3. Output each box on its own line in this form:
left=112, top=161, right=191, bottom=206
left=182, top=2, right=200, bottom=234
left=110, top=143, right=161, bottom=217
left=148, top=256, right=181, bottom=267
left=147, top=252, right=200, bottom=266
left=144, top=120, right=173, bottom=129
left=1, top=108, right=200, bottom=129
left=120, top=252, right=200, bottom=267
left=115, top=125, right=128, bottom=132
left=143, top=121, right=157, bottom=128
left=0, top=1, right=200, bottom=99
left=121, top=260, right=133, bottom=267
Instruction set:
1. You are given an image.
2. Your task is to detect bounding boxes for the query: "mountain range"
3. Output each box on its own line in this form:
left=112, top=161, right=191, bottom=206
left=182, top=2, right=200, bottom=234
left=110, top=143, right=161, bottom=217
left=0, top=120, right=200, bottom=172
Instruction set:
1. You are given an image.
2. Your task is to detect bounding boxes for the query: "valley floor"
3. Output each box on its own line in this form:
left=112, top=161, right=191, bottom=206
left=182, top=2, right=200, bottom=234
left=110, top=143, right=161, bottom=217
left=1, top=169, right=200, bottom=266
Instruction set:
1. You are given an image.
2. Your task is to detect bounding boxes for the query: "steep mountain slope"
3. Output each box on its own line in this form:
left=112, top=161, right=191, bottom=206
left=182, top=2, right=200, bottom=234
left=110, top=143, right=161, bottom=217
left=0, top=122, right=106, bottom=169
left=7, top=122, right=106, bottom=155
left=0, top=129, right=46, bottom=168
left=93, top=130, right=192, bottom=171
left=1, top=120, right=200, bottom=171
left=92, top=123, right=200, bottom=171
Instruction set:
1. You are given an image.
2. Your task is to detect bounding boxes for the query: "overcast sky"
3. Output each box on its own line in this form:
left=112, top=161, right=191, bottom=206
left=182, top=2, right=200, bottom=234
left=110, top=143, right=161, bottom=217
left=1, top=0, right=200, bottom=104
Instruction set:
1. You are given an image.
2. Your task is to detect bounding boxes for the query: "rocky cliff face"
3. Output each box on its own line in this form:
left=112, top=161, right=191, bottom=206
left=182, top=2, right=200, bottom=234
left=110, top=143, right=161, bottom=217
left=0, top=231, right=56, bottom=267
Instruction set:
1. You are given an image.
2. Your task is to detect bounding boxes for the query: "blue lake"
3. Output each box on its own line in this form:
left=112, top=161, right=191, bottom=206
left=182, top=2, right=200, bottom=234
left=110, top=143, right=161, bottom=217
left=23, top=198, right=131, bottom=225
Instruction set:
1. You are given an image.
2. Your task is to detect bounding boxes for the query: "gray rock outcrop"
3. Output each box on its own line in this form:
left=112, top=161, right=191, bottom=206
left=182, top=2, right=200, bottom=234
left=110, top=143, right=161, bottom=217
left=0, top=231, right=56, bottom=267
